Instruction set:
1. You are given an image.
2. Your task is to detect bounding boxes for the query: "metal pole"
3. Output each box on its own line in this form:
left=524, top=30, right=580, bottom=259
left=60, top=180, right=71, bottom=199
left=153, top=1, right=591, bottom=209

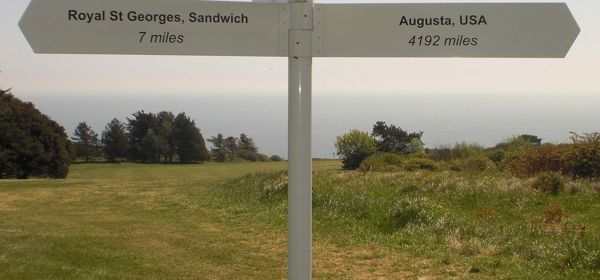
left=288, top=0, right=313, bottom=279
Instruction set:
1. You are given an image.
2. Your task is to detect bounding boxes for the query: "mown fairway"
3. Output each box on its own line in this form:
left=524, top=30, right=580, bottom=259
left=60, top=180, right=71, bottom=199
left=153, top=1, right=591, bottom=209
left=2, top=162, right=600, bottom=279
left=0, top=162, right=337, bottom=279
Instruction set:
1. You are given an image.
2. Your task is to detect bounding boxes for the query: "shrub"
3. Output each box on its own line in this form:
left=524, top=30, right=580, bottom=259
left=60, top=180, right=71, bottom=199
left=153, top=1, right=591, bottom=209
left=543, top=202, right=568, bottom=223
left=404, top=157, right=440, bottom=171
left=270, top=155, right=283, bottom=162
left=0, top=89, right=72, bottom=179
left=488, top=149, right=505, bottom=164
left=335, top=130, right=377, bottom=170
left=450, top=155, right=495, bottom=173
left=257, top=153, right=271, bottom=162
left=531, top=172, right=565, bottom=195
left=428, top=142, right=485, bottom=162
left=358, top=152, right=404, bottom=172
left=494, top=136, right=534, bottom=172
left=570, top=132, right=600, bottom=178
left=511, top=144, right=572, bottom=177
left=238, top=150, right=259, bottom=162
left=427, top=145, right=453, bottom=162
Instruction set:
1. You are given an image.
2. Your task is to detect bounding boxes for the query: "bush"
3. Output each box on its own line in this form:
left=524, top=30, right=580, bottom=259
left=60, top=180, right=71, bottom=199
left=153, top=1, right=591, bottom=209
left=450, top=155, right=495, bottom=173
left=570, top=132, right=600, bottom=178
left=494, top=136, right=534, bottom=172
left=0, top=89, right=72, bottom=179
left=404, top=157, right=440, bottom=171
left=257, top=153, right=271, bottom=162
left=428, top=142, right=485, bottom=162
left=511, top=144, right=572, bottom=177
left=270, top=155, right=283, bottom=162
left=335, top=130, right=377, bottom=170
left=238, top=150, right=259, bottom=162
left=358, top=152, right=404, bottom=172
left=531, top=172, right=565, bottom=195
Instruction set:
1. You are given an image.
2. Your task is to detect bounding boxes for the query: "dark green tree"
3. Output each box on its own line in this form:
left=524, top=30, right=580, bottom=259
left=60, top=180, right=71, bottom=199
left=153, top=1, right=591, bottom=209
left=141, top=128, right=162, bottom=163
left=72, top=122, right=100, bottom=162
left=171, top=113, right=208, bottom=163
left=238, top=133, right=257, bottom=153
left=0, top=89, right=72, bottom=179
left=101, top=118, right=129, bottom=162
left=237, top=133, right=260, bottom=161
left=126, top=111, right=158, bottom=162
left=157, top=111, right=175, bottom=163
left=372, top=121, right=423, bottom=154
left=208, top=133, right=227, bottom=162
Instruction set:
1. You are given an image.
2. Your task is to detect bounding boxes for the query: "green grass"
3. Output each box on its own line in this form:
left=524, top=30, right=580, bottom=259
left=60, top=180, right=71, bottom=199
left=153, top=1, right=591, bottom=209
left=2, top=162, right=600, bottom=279
left=0, top=161, right=338, bottom=279
left=221, top=170, right=600, bottom=279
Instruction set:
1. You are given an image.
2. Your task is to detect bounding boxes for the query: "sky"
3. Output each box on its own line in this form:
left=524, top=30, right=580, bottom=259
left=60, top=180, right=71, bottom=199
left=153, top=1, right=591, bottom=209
left=1, top=0, right=599, bottom=157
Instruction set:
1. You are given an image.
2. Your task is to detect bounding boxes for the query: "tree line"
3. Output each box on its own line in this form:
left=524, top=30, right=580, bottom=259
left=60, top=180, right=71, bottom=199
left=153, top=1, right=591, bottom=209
left=336, top=121, right=600, bottom=179
left=72, top=111, right=281, bottom=164
left=1, top=87, right=282, bottom=179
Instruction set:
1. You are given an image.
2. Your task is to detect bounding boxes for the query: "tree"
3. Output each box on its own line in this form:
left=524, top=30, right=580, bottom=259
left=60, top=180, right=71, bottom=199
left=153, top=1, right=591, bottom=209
left=72, top=122, right=99, bottom=162
left=171, top=113, right=208, bottom=163
left=238, top=133, right=257, bottom=152
left=101, top=118, right=129, bottom=162
left=141, top=128, right=162, bottom=163
left=126, top=111, right=158, bottom=162
left=156, top=111, right=175, bottom=162
left=0, top=89, right=72, bottom=179
left=372, top=121, right=423, bottom=154
left=407, top=138, right=426, bottom=156
left=237, top=133, right=260, bottom=161
left=335, top=129, right=377, bottom=170
left=225, top=136, right=238, bottom=161
left=208, top=133, right=227, bottom=162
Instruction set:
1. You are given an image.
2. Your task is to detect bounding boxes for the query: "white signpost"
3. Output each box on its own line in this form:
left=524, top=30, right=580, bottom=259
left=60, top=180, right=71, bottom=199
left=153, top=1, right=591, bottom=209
left=19, top=1, right=580, bottom=279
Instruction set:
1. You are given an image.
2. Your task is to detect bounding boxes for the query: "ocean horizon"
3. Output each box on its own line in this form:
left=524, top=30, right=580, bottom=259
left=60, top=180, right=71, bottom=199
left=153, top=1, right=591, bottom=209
left=16, top=90, right=600, bottom=159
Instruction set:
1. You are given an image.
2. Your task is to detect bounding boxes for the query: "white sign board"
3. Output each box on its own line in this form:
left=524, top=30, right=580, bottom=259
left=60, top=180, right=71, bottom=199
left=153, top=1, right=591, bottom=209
left=313, top=3, right=579, bottom=58
left=19, top=0, right=288, bottom=56
left=20, top=1, right=579, bottom=58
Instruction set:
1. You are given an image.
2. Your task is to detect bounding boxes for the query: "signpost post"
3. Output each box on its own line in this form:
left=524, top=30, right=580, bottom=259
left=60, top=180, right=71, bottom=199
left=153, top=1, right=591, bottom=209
left=19, top=1, right=580, bottom=279
left=287, top=2, right=313, bottom=279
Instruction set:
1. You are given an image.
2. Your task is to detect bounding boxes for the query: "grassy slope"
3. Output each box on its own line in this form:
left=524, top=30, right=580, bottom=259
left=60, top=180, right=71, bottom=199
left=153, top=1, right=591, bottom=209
left=221, top=171, right=600, bottom=279
left=0, top=162, right=340, bottom=279
left=2, top=163, right=600, bottom=279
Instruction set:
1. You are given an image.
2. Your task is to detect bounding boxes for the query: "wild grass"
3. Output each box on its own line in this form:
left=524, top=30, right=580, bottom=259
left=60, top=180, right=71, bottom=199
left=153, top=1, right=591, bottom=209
left=2, top=162, right=600, bottom=279
left=220, top=170, right=600, bottom=279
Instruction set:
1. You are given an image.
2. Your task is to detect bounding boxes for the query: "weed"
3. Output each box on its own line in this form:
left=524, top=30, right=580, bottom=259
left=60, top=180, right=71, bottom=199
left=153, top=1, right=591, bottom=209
left=543, top=203, right=568, bottom=224
left=474, top=208, right=497, bottom=219
left=263, top=174, right=287, bottom=198
left=531, top=172, right=565, bottom=195
left=379, top=198, right=431, bottom=233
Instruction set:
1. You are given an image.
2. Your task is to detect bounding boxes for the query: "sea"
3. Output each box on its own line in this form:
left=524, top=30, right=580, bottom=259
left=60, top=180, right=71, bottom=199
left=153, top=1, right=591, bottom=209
left=18, top=91, right=600, bottom=159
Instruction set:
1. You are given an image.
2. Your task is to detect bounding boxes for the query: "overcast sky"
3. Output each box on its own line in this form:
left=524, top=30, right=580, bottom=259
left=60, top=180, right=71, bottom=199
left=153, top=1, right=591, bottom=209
left=1, top=0, right=598, bottom=97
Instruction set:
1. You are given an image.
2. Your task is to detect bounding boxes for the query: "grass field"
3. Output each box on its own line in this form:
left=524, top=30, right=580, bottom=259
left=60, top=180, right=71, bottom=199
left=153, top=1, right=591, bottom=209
left=1, top=162, right=600, bottom=279
left=0, top=162, right=335, bottom=279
